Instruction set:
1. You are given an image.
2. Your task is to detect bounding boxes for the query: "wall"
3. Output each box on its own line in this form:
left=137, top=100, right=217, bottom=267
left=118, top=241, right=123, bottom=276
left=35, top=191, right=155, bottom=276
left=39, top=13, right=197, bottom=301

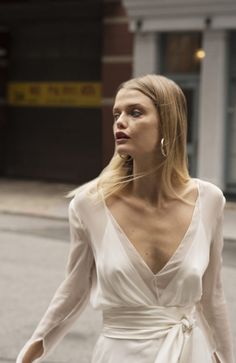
left=102, top=0, right=133, bottom=166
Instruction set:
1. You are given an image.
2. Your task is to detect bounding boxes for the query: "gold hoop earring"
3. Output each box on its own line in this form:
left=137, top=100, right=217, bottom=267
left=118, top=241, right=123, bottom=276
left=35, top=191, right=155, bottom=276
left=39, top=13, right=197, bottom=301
left=119, top=153, right=132, bottom=161
left=160, top=138, right=167, bottom=157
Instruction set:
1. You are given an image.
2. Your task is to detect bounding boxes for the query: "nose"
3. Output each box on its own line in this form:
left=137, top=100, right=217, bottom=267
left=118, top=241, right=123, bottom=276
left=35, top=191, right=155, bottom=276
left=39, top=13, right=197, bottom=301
left=116, top=113, right=128, bottom=129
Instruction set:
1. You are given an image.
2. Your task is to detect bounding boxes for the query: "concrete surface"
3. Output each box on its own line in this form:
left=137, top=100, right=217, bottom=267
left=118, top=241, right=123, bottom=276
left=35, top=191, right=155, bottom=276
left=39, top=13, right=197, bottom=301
left=0, top=214, right=102, bottom=363
left=0, top=178, right=75, bottom=220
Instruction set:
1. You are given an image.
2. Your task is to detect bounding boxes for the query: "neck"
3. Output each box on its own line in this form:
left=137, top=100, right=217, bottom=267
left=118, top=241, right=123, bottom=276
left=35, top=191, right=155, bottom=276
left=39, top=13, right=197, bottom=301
left=128, top=155, right=165, bottom=206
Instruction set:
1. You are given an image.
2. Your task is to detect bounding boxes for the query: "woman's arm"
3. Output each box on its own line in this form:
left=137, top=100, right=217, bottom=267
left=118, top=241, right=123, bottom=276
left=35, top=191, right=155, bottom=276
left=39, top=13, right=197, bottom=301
left=16, top=198, right=94, bottom=363
left=21, top=340, right=44, bottom=363
left=199, top=195, right=235, bottom=363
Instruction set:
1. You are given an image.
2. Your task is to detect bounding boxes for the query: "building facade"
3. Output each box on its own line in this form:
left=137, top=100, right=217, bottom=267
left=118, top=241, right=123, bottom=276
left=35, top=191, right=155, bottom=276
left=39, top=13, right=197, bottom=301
left=102, top=0, right=133, bottom=166
left=0, top=0, right=133, bottom=184
left=0, top=0, right=235, bottom=198
left=0, top=1, right=104, bottom=183
left=122, top=0, right=236, bottom=197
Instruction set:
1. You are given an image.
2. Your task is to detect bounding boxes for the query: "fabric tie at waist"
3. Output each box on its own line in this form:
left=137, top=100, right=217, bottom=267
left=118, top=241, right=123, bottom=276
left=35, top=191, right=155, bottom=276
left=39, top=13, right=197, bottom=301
left=102, top=305, right=212, bottom=363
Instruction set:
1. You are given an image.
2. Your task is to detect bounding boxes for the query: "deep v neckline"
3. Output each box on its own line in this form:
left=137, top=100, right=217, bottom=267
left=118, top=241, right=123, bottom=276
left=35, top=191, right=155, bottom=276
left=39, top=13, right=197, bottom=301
left=101, top=178, right=201, bottom=277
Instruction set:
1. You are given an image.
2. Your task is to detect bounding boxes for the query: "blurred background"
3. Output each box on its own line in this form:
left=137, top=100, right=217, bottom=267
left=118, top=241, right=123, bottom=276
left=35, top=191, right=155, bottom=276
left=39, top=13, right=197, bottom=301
left=0, top=0, right=235, bottom=362
left=0, top=0, right=235, bottom=193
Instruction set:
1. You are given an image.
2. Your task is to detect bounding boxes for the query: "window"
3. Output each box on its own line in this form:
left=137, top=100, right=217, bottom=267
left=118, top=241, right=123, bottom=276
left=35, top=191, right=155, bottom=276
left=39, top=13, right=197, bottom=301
left=159, top=32, right=202, bottom=176
left=161, top=32, right=202, bottom=74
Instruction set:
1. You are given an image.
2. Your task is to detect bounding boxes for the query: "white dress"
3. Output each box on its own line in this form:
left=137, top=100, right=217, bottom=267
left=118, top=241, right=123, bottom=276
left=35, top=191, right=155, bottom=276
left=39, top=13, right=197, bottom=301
left=16, top=178, right=235, bottom=363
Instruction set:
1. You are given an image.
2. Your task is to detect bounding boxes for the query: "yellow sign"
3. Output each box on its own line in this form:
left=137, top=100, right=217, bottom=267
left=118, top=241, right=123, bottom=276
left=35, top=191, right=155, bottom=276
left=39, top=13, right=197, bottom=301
left=7, top=82, right=101, bottom=107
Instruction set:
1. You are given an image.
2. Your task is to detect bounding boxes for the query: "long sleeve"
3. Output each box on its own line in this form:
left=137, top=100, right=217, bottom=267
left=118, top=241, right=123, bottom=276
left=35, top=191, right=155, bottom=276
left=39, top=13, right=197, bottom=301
left=16, top=198, right=95, bottom=363
left=199, top=195, right=235, bottom=363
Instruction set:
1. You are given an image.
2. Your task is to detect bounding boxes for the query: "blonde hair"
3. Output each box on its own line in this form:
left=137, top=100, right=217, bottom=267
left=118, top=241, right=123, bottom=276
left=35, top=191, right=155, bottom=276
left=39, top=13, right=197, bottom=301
left=68, top=74, right=191, bottom=204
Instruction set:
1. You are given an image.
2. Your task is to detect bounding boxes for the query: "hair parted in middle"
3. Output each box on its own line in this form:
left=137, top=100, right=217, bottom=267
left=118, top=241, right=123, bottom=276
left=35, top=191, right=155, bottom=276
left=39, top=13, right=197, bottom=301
left=68, top=74, right=190, bottom=204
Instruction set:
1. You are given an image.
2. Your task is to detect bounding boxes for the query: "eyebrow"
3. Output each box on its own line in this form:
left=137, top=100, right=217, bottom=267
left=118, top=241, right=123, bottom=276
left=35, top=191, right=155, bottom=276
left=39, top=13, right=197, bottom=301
left=112, top=103, right=144, bottom=113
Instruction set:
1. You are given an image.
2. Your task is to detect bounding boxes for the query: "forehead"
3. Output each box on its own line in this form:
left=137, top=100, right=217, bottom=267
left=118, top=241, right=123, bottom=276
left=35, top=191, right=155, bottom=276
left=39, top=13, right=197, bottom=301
left=113, top=88, right=153, bottom=109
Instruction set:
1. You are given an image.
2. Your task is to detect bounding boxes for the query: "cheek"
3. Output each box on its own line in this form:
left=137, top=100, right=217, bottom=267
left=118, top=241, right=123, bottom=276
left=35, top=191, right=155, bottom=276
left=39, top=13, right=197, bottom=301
left=136, top=122, right=159, bottom=143
left=132, top=127, right=159, bottom=153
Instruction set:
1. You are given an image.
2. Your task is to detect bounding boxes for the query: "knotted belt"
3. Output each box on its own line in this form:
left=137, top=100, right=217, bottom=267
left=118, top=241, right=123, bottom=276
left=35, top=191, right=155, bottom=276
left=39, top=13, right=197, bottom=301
left=102, top=305, right=213, bottom=363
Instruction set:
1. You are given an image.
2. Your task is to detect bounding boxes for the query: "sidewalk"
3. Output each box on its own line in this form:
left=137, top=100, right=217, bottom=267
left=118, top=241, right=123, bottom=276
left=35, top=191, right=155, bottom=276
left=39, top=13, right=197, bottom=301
left=0, top=177, right=235, bottom=241
left=0, top=178, right=75, bottom=220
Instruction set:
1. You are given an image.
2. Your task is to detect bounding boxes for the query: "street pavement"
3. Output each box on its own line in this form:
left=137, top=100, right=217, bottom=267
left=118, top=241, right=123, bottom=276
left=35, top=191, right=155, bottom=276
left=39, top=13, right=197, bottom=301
left=0, top=213, right=102, bottom=363
left=0, top=178, right=236, bottom=362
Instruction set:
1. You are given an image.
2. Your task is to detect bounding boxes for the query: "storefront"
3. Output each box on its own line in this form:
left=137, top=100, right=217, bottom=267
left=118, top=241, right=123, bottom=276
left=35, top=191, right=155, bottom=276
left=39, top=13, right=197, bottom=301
left=0, top=0, right=103, bottom=183
left=0, top=0, right=134, bottom=184
left=123, top=0, right=236, bottom=196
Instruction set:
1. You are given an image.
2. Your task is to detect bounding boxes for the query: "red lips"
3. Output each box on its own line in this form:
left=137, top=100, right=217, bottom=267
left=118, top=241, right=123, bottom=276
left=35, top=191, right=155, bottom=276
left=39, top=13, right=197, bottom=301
left=115, top=131, right=130, bottom=139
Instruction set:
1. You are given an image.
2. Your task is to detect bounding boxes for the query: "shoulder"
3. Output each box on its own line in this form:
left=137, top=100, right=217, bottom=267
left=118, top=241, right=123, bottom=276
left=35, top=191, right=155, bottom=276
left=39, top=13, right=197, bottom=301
left=74, top=177, right=99, bottom=201
left=69, top=177, right=100, bottom=216
left=197, top=178, right=226, bottom=215
left=197, top=178, right=224, bottom=198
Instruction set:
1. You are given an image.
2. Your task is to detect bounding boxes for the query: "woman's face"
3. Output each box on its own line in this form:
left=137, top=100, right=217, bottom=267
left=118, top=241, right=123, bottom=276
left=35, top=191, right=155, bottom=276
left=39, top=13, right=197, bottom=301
left=113, top=88, right=161, bottom=159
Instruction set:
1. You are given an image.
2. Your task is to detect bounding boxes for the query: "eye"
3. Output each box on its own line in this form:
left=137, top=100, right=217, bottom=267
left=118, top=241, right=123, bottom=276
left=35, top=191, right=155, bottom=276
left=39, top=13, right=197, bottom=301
left=131, top=109, right=142, bottom=118
left=113, top=113, right=120, bottom=122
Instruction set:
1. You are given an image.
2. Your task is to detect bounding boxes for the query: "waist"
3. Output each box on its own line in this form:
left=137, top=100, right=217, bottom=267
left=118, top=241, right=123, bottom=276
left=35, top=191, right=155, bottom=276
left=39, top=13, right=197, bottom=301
left=102, top=305, right=196, bottom=340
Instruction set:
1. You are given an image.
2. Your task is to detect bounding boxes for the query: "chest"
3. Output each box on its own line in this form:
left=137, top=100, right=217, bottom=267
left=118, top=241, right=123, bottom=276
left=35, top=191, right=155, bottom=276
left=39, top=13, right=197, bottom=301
left=106, top=199, right=197, bottom=275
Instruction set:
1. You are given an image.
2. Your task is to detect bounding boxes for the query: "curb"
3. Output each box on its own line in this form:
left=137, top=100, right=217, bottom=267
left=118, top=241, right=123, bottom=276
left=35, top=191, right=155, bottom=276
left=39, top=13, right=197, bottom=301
left=0, top=209, right=68, bottom=221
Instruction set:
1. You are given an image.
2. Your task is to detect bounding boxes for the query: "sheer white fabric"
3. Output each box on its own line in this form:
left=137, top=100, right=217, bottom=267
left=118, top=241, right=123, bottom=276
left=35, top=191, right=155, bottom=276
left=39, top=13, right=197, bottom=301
left=16, top=178, right=235, bottom=363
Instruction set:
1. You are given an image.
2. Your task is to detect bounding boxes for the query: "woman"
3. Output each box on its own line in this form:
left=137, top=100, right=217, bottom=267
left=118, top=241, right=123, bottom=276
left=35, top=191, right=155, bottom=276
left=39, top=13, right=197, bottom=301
left=16, top=74, right=234, bottom=363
